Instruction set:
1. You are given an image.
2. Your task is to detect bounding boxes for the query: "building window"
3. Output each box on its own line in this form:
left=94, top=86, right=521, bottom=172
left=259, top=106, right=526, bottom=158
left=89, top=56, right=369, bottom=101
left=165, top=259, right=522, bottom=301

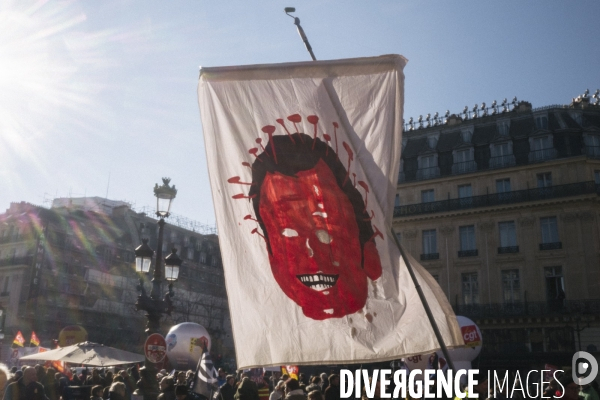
left=490, top=142, right=515, bottom=168
left=458, top=184, right=472, bottom=198
left=452, top=148, right=476, bottom=174
left=595, top=170, right=600, bottom=185
left=537, top=172, right=552, bottom=188
left=497, top=121, right=510, bottom=136
left=529, top=135, right=555, bottom=162
left=496, top=178, right=511, bottom=193
left=534, top=115, right=548, bottom=130
left=545, top=266, right=565, bottom=310
left=462, top=273, right=479, bottom=305
left=395, top=232, right=401, bottom=244
left=584, top=134, right=600, bottom=158
left=498, top=221, right=517, bottom=252
left=459, top=226, right=477, bottom=257
left=200, top=252, right=207, bottom=264
left=502, top=270, right=520, bottom=303
left=417, top=154, right=439, bottom=180
left=394, top=194, right=401, bottom=207
left=187, top=247, right=194, bottom=260
left=421, top=229, right=438, bottom=260
left=421, top=189, right=435, bottom=203
left=2, top=276, right=10, bottom=295
left=540, top=217, right=561, bottom=250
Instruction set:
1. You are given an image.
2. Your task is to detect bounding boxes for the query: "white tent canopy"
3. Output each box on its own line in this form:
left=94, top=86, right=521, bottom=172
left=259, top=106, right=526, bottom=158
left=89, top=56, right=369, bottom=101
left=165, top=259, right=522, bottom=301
left=19, top=341, right=145, bottom=366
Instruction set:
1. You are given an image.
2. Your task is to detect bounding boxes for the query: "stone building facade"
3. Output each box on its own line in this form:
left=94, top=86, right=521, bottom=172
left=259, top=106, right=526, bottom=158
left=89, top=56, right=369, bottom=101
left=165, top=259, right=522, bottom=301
left=0, top=197, right=235, bottom=368
left=394, top=92, right=600, bottom=369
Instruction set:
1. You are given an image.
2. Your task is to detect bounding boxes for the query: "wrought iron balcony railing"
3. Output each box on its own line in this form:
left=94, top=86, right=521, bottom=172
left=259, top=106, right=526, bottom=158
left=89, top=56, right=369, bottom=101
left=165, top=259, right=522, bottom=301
left=454, top=299, right=600, bottom=319
left=539, top=242, right=562, bottom=251
left=420, top=253, right=439, bottom=261
left=498, top=246, right=519, bottom=254
left=458, top=249, right=478, bottom=257
left=489, top=154, right=516, bottom=169
left=416, top=166, right=440, bottom=181
left=452, top=160, right=477, bottom=175
left=528, top=148, right=558, bottom=163
left=394, top=181, right=597, bottom=217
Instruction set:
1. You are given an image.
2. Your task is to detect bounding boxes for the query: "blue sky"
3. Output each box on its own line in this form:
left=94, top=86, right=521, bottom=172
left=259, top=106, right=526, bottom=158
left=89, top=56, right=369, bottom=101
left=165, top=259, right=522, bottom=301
left=1, top=0, right=598, bottom=226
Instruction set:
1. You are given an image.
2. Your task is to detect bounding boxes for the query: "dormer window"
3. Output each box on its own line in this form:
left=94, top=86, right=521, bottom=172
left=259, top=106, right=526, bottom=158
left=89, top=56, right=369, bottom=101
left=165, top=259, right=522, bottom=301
left=490, top=141, right=515, bottom=169
left=452, top=147, right=476, bottom=175
left=417, top=154, right=440, bottom=180
left=583, top=133, right=600, bottom=158
left=529, top=135, right=556, bottom=162
left=427, top=134, right=439, bottom=149
left=461, top=127, right=474, bottom=143
left=534, top=114, right=548, bottom=130
left=497, top=120, right=510, bottom=136
left=569, top=111, right=583, bottom=126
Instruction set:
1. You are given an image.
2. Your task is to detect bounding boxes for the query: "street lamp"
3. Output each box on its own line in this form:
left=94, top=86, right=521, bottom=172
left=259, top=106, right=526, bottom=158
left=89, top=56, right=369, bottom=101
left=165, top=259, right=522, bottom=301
left=133, top=178, right=179, bottom=400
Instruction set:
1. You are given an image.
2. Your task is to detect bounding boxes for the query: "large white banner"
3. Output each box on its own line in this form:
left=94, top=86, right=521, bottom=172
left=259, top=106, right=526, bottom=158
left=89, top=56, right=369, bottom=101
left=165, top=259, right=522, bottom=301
left=198, top=55, right=463, bottom=368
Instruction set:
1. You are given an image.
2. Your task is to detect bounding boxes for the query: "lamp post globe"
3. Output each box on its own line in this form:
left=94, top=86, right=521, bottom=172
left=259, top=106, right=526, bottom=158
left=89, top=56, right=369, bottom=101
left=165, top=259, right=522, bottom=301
left=134, top=239, right=153, bottom=274
left=154, top=178, right=177, bottom=217
left=164, top=248, right=182, bottom=282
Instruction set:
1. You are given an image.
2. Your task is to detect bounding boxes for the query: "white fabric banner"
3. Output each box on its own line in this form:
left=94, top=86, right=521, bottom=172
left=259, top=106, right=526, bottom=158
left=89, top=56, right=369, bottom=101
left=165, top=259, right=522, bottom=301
left=198, top=55, right=463, bottom=368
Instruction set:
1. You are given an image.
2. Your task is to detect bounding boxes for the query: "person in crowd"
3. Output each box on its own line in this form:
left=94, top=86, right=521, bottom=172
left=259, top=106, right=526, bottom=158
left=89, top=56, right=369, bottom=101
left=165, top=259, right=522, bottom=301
left=6, top=370, right=21, bottom=386
left=218, top=369, right=228, bottom=387
left=235, top=373, right=259, bottom=400
left=0, top=362, right=11, bottom=399
left=176, top=371, right=187, bottom=387
left=158, top=376, right=177, bottom=400
left=42, top=367, right=58, bottom=400
left=220, top=375, right=237, bottom=400
left=86, top=368, right=106, bottom=387
left=4, top=366, right=49, bottom=400
left=278, top=375, right=289, bottom=388
left=270, top=381, right=285, bottom=400
left=307, top=391, right=323, bottom=400
left=319, top=374, right=328, bottom=394
left=305, top=377, right=321, bottom=394
left=91, top=385, right=104, bottom=400
left=324, top=375, right=339, bottom=400
left=120, top=369, right=136, bottom=399
left=580, top=383, right=600, bottom=400
left=175, top=385, right=192, bottom=400
left=298, top=375, right=308, bottom=393
left=105, top=375, right=124, bottom=399
left=284, top=379, right=305, bottom=400
left=258, top=377, right=271, bottom=400
left=108, top=382, right=127, bottom=400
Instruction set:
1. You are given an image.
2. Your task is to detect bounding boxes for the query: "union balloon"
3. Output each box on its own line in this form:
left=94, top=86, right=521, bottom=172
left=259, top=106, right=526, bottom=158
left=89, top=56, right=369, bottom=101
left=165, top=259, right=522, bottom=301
left=165, top=323, right=211, bottom=370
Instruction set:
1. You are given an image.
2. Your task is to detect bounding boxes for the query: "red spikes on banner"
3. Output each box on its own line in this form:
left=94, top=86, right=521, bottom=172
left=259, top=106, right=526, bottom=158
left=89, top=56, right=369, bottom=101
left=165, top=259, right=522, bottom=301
left=227, top=176, right=254, bottom=186
left=276, top=119, right=295, bottom=144
left=262, top=125, right=278, bottom=164
left=307, top=115, right=319, bottom=150
left=232, top=193, right=256, bottom=200
left=342, top=141, right=354, bottom=186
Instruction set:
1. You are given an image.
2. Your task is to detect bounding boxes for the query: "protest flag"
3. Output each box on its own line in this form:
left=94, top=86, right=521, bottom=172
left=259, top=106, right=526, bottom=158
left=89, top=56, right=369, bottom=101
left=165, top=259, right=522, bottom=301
left=192, top=346, right=219, bottom=399
left=12, top=331, right=25, bottom=347
left=198, top=55, right=463, bottom=368
left=30, top=331, right=40, bottom=347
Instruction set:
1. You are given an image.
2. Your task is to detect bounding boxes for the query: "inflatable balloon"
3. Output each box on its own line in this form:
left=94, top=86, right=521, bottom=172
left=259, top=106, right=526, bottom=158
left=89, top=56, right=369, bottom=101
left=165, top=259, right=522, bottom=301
left=403, top=316, right=482, bottom=373
left=58, top=325, right=88, bottom=347
left=165, top=322, right=211, bottom=370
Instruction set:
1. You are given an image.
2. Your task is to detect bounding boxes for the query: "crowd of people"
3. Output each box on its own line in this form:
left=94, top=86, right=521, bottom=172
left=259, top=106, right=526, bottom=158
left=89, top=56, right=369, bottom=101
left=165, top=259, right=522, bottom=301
left=0, top=363, right=598, bottom=400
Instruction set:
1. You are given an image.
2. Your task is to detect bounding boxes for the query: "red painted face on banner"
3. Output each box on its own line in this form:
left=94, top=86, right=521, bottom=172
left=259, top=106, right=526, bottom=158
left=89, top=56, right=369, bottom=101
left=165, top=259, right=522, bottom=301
left=259, top=159, right=382, bottom=320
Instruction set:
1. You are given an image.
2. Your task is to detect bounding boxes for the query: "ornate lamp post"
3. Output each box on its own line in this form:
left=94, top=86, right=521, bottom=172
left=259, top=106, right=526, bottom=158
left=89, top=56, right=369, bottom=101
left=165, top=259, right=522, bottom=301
left=134, top=178, right=182, bottom=399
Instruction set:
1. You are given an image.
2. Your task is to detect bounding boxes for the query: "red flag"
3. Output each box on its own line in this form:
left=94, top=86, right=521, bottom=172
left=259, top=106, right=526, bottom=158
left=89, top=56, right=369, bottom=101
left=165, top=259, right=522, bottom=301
left=13, top=331, right=25, bottom=347
left=30, top=331, right=40, bottom=346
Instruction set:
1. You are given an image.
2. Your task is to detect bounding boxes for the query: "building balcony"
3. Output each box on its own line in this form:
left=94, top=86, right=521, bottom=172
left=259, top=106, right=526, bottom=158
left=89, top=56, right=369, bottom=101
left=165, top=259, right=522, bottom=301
left=458, top=249, right=478, bottom=257
left=452, top=160, right=477, bottom=175
left=420, top=253, right=439, bottom=261
left=394, top=180, right=597, bottom=217
left=416, top=166, right=440, bottom=181
left=528, top=148, right=557, bottom=163
left=498, top=246, right=519, bottom=254
left=489, top=154, right=516, bottom=169
left=454, top=299, right=600, bottom=319
left=539, top=242, right=562, bottom=251
left=0, top=256, right=33, bottom=267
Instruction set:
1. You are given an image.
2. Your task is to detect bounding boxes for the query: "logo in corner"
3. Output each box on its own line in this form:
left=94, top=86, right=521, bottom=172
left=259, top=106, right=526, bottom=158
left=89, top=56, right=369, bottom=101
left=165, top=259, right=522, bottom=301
left=572, top=351, right=599, bottom=385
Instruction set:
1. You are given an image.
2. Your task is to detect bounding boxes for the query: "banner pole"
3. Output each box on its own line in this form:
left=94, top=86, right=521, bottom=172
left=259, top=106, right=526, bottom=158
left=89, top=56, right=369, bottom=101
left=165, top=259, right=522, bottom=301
left=390, top=227, right=457, bottom=371
left=284, top=8, right=317, bottom=61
